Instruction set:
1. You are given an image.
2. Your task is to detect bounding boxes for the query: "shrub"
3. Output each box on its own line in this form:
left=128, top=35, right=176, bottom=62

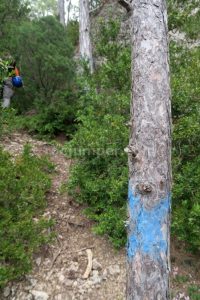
left=15, top=89, right=78, bottom=138
left=66, top=18, right=200, bottom=252
left=0, top=0, right=29, bottom=53
left=0, top=144, right=54, bottom=287
left=168, top=0, right=200, bottom=39
left=188, top=285, right=200, bottom=300
left=11, top=17, right=78, bottom=137
left=0, top=108, right=17, bottom=137
left=14, top=16, right=75, bottom=108
left=65, top=19, right=130, bottom=247
left=171, top=45, right=200, bottom=252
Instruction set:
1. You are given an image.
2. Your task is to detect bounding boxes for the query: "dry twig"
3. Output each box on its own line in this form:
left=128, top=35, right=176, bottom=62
left=82, top=249, right=93, bottom=279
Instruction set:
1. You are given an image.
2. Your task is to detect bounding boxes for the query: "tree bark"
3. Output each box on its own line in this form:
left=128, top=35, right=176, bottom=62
left=58, top=0, right=65, bottom=26
left=126, top=0, right=172, bottom=299
left=79, top=0, right=93, bottom=73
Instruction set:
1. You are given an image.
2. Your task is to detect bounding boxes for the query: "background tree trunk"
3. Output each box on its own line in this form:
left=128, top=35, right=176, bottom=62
left=126, top=0, right=172, bottom=299
left=65, top=0, right=71, bottom=26
left=58, top=0, right=65, bottom=25
left=79, top=0, right=93, bottom=73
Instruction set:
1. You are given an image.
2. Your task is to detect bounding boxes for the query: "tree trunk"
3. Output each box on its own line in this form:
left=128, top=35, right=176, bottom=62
left=126, top=0, right=172, bottom=299
left=58, top=0, right=65, bottom=26
left=65, top=0, right=71, bottom=26
left=79, top=0, right=93, bottom=73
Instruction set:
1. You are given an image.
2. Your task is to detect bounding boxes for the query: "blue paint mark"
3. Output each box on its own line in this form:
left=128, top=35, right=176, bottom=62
left=127, top=185, right=170, bottom=261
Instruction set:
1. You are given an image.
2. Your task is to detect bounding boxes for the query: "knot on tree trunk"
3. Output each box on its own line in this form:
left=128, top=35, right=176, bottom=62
left=136, top=182, right=152, bottom=194
left=124, top=144, right=138, bottom=158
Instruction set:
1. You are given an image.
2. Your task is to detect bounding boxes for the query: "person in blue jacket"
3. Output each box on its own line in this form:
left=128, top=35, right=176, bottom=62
left=1, top=58, right=23, bottom=108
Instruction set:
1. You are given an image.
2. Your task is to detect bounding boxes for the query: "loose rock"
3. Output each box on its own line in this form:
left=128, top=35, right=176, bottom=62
left=58, top=274, right=65, bottom=283
left=107, top=265, right=120, bottom=276
left=91, top=270, right=102, bottom=285
left=31, top=290, right=49, bottom=300
left=35, top=257, right=42, bottom=267
left=3, top=287, right=11, bottom=298
left=65, top=279, right=74, bottom=287
left=92, top=259, right=102, bottom=271
left=11, top=285, right=18, bottom=296
left=102, top=269, right=108, bottom=280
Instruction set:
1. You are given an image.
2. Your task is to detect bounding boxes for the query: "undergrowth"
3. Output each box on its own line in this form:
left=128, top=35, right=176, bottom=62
left=64, top=19, right=130, bottom=248
left=0, top=110, right=54, bottom=287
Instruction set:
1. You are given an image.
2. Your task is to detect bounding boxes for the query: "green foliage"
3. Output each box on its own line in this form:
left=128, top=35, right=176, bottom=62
left=0, top=144, right=53, bottom=287
left=1, top=2, right=78, bottom=138
left=14, top=16, right=75, bottom=108
left=0, top=0, right=199, bottom=256
left=66, top=14, right=200, bottom=251
left=0, top=58, right=9, bottom=89
left=10, top=17, right=78, bottom=137
left=171, top=45, right=200, bottom=252
left=15, top=89, right=78, bottom=137
left=174, top=275, right=189, bottom=284
left=188, top=285, right=200, bottom=300
left=168, top=0, right=200, bottom=39
left=28, top=0, right=58, bottom=18
left=65, top=19, right=130, bottom=247
left=181, top=10, right=200, bottom=40
left=0, top=0, right=29, bottom=53
left=0, top=108, right=17, bottom=137
left=65, top=20, right=79, bottom=48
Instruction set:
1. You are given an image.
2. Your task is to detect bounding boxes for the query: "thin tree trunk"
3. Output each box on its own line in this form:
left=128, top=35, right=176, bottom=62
left=58, top=0, right=65, bottom=26
left=79, top=0, right=93, bottom=73
left=65, top=0, right=71, bottom=26
left=126, top=0, right=172, bottom=299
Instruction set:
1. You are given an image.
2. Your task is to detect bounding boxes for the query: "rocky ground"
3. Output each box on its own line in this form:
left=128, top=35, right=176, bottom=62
left=0, top=132, right=199, bottom=300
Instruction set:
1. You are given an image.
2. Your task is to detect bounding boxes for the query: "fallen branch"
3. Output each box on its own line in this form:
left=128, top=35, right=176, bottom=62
left=47, top=246, right=95, bottom=280
left=66, top=246, right=95, bottom=256
left=82, top=249, right=93, bottom=279
left=46, top=247, right=63, bottom=280
left=89, top=2, right=105, bottom=15
left=50, top=248, right=62, bottom=270
left=67, top=221, right=85, bottom=227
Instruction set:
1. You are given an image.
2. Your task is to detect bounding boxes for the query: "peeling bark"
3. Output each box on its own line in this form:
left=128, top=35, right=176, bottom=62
left=127, top=0, right=172, bottom=299
left=79, top=0, right=94, bottom=73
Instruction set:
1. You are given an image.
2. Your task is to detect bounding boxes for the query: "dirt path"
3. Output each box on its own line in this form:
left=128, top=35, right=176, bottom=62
left=1, top=132, right=126, bottom=300
left=1, top=132, right=199, bottom=300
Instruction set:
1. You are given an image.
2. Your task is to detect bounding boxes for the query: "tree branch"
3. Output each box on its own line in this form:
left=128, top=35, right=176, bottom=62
left=89, top=3, right=104, bottom=15
left=118, top=0, right=132, bottom=12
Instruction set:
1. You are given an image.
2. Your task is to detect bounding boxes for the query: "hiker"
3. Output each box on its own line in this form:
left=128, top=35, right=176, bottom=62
left=1, top=59, right=23, bottom=108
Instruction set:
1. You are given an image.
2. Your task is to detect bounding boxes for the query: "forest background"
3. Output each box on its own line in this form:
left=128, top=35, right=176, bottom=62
left=0, top=0, right=199, bottom=290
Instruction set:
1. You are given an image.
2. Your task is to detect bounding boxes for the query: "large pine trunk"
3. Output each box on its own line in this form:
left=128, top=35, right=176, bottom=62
left=79, top=0, right=93, bottom=73
left=126, top=0, right=172, bottom=299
